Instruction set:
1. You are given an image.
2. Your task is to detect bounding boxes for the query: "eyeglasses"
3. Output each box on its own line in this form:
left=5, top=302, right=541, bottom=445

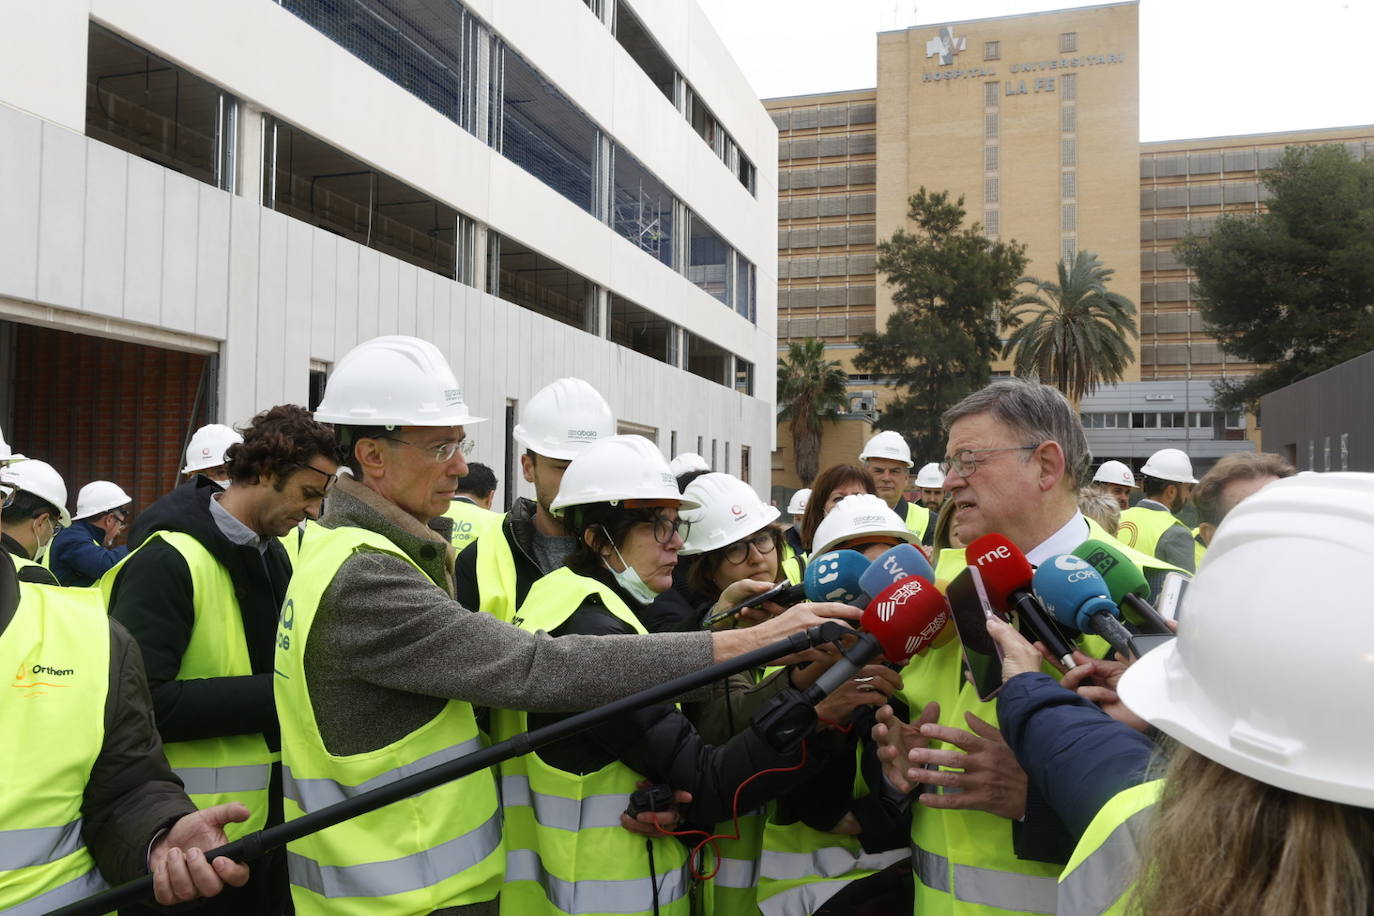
left=379, top=435, right=474, bottom=462
left=300, top=464, right=339, bottom=494
left=113, top=509, right=131, bottom=523
left=723, top=530, right=777, bottom=565
left=939, top=445, right=1039, bottom=478
left=647, top=511, right=690, bottom=546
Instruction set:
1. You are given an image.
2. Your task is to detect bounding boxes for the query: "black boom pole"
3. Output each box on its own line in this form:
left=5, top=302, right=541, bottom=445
left=44, top=622, right=853, bottom=916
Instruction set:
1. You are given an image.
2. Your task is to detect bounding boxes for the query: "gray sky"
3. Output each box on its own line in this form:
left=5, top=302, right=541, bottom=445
left=696, top=0, right=1374, bottom=141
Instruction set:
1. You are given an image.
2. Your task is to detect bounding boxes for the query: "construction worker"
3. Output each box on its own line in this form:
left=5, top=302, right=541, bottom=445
left=669, top=451, right=711, bottom=478
left=182, top=424, right=243, bottom=487
left=860, top=430, right=935, bottom=546
left=443, top=461, right=501, bottom=553
left=781, top=487, right=810, bottom=584
left=105, top=405, right=339, bottom=915
left=1091, top=459, right=1138, bottom=511
left=0, top=459, right=68, bottom=584
left=274, top=336, right=860, bottom=914
left=914, top=461, right=946, bottom=511
left=1116, top=448, right=1198, bottom=573
left=451, top=377, right=615, bottom=622
left=0, top=430, right=253, bottom=913
left=49, top=480, right=132, bottom=587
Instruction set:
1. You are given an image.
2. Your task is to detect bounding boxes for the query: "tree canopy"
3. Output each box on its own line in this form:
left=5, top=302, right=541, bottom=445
left=1178, top=144, right=1374, bottom=410
left=856, top=188, right=1027, bottom=459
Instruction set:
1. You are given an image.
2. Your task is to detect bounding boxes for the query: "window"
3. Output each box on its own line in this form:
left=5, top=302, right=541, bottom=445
left=984, top=40, right=1000, bottom=60
left=609, top=295, right=675, bottom=364
left=1061, top=204, right=1076, bottom=232
left=985, top=177, right=1000, bottom=203
left=1059, top=32, right=1077, bottom=53
left=684, top=333, right=731, bottom=386
left=1062, top=237, right=1077, bottom=263
left=501, top=49, right=599, bottom=213
left=611, top=145, right=675, bottom=267
left=985, top=145, right=999, bottom=171
left=687, top=214, right=732, bottom=305
left=740, top=445, right=751, bottom=483
left=734, top=255, right=757, bottom=322
left=735, top=359, right=754, bottom=396
left=488, top=232, right=596, bottom=332
left=1191, top=411, right=1213, bottom=428
left=613, top=0, right=674, bottom=101
left=1061, top=138, right=1077, bottom=167
left=985, top=112, right=999, bottom=139
left=984, top=81, right=1000, bottom=106
left=1060, top=73, right=1077, bottom=100
left=1224, top=411, right=1246, bottom=430
left=984, top=210, right=1000, bottom=234
left=1061, top=105, right=1076, bottom=134
left=1061, top=171, right=1076, bottom=198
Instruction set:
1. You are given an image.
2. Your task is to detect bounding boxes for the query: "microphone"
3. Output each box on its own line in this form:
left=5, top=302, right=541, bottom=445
left=965, top=533, right=1077, bottom=668
left=803, top=549, right=872, bottom=606
left=858, top=543, right=936, bottom=601
left=1069, top=539, right=1174, bottom=635
left=1032, top=555, right=1139, bottom=661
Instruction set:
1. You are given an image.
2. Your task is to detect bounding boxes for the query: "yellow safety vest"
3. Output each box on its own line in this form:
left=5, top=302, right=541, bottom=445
left=0, top=583, right=112, bottom=914
left=103, top=531, right=276, bottom=839
left=11, top=551, right=58, bottom=586
left=442, top=500, right=503, bottom=554
left=779, top=541, right=805, bottom=586
left=1190, top=528, right=1207, bottom=570
left=471, top=525, right=520, bottom=623
left=1057, top=779, right=1163, bottom=916
left=1116, top=505, right=1187, bottom=561
left=275, top=525, right=503, bottom=915
left=493, top=567, right=692, bottom=916
left=904, top=502, right=931, bottom=542
left=933, top=547, right=967, bottom=591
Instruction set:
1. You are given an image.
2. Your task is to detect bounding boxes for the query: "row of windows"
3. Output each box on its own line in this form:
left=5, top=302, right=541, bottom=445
left=1139, top=343, right=1230, bottom=366
left=780, top=164, right=877, bottom=189
left=1142, top=182, right=1270, bottom=209
left=1081, top=410, right=1242, bottom=430
left=780, top=286, right=877, bottom=308
left=779, top=315, right=877, bottom=339
left=780, top=225, right=876, bottom=249
left=779, top=134, right=877, bottom=160
left=779, top=194, right=877, bottom=219
left=979, top=31, right=1074, bottom=61
left=1141, top=217, right=1216, bottom=241
left=770, top=102, right=877, bottom=132
left=1141, top=311, right=1208, bottom=334
left=1139, top=141, right=1370, bottom=179
left=779, top=255, right=877, bottom=279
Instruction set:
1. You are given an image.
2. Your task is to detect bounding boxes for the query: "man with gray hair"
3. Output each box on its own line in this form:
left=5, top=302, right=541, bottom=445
left=873, top=379, right=1182, bottom=916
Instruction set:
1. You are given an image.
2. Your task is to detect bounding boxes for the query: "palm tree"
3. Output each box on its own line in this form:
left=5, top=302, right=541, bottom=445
left=1003, top=250, right=1139, bottom=404
left=777, top=338, right=851, bottom=486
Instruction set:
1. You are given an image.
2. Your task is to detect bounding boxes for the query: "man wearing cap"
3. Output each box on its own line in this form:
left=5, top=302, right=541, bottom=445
left=276, top=336, right=859, bottom=915
left=1116, top=448, right=1198, bottom=573
left=106, top=405, right=339, bottom=915
left=914, top=462, right=946, bottom=511
left=1091, top=459, right=1138, bottom=512
left=49, top=480, right=133, bottom=587
left=0, top=459, right=68, bottom=585
left=860, top=431, right=936, bottom=547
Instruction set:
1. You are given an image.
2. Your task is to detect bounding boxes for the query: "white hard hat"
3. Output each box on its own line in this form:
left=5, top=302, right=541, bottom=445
left=811, top=493, right=917, bottom=557
left=0, top=426, right=25, bottom=465
left=0, top=460, right=71, bottom=527
left=74, top=480, right=131, bottom=521
left=1119, top=473, right=1374, bottom=807
left=859, top=430, right=913, bottom=468
left=1140, top=448, right=1197, bottom=484
left=182, top=424, right=243, bottom=474
left=1092, top=459, right=1138, bottom=489
left=513, top=378, right=616, bottom=461
left=314, top=336, right=485, bottom=428
left=914, top=462, right=945, bottom=489
left=786, top=488, right=811, bottom=515
left=669, top=453, right=711, bottom=476
left=679, top=473, right=781, bottom=556
left=551, top=436, right=702, bottom=517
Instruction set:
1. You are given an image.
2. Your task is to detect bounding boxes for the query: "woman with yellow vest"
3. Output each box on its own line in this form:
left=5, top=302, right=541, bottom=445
left=494, top=437, right=855, bottom=916
left=989, top=472, right=1374, bottom=915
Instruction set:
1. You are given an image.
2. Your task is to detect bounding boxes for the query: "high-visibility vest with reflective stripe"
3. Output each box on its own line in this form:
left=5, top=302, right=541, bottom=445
left=0, top=583, right=112, bottom=914
left=1190, top=528, right=1207, bottom=570
left=904, top=503, right=931, bottom=542
left=471, top=523, right=520, bottom=623
left=1116, top=505, right=1187, bottom=560
left=275, top=525, right=503, bottom=915
left=10, top=552, right=57, bottom=585
left=494, top=567, right=692, bottom=916
left=780, top=541, right=805, bottom=587
left=1057, top=779, right=1162, bottom=916
left=933, top=547, right=967, bottom=590
left=701, top=805, right=767, bottom=916
left=443, top=500, right=503, bottom=554
left=106, top=531, right=275, bottom=840
left=755, top=746, right=910, bottom=916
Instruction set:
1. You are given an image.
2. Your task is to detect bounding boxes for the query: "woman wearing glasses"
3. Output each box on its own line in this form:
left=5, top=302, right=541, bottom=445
left=491, top=437, right=852, bottom=916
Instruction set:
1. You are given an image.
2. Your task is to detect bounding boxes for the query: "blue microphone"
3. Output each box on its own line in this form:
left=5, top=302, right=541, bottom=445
left=858, top=543, right=936, bottom=600
left=804, top=549, right=872, bottom=606
left=1032, top=555, right=1139, bottom=660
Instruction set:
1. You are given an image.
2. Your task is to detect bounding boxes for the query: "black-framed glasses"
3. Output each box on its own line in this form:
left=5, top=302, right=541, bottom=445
left=939, top=445, right=1039, bottom=478
left=723, top=529, right=776, bottom=565
left=300, top=464, right=339, bottom=494
left=113, top=508, right=131, bottom=523
left=647, top=512, right=689, bottom=546
left=379, top=435, right=473, bottom=462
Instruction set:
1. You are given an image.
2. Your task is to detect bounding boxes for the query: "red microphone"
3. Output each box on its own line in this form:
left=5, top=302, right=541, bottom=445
left=964, top=533, right=1076, bottom=667
left=861, top=574, right=951, bottom=665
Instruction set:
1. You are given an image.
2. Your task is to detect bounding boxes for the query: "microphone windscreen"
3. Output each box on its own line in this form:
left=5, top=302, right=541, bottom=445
left=964, top=533, right=1033, bottom=611
left=1031, top=555, right=1120, bottom=632
left=1070, top=538, right=1151, bottom=603
left=858, top=543, right=936, bottom=601
left=861, top=575, right=950, bottom=664
left=804, top=549, right=871, bottom=607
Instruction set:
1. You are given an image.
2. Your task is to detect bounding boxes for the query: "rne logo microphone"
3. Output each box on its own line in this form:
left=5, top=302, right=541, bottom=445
left=973, top=544, right=1011, bottom=566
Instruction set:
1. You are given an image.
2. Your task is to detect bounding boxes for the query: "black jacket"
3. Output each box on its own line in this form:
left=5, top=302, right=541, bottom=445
left=106, top=476, right=290, bottom=748
left=525, top=565, right=841, bottom=829
left=1, top=531, right=59, bottom=585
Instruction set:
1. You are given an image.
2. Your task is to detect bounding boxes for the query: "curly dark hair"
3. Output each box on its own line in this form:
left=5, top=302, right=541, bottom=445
left=562, top=502, right=668, bottom=578
left=225, top=405, right=340, bottom=488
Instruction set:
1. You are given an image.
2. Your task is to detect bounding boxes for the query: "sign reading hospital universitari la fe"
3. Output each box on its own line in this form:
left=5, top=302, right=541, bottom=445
left=920, top=25, right=1125, bottom=89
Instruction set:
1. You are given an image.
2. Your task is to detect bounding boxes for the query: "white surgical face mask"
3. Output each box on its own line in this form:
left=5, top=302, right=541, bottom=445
left=599, top=525, right=660, bottom=606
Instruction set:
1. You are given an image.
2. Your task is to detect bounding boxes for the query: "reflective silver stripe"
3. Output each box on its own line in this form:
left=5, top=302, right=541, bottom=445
left=1057, top=805, right=1153, bottom=916
left=761, top=845, right=908, bottom=881
left=505, top=847, right=691, bottom=914
left=952, top=863, right=1059, bottom=914
left=4, top=866, right=109, bottom=916
left=0, top=819, right=85, bottom=870
left=911, top=842, right=951, bottom=893
left=175, top=763, right=271, bottom=796
left=287, top=807, right=501, bottom=899
left=712, top=855, right=759, bottom=889
left=283, top=737, right=483, bottom=812
left=500, top=774, right=628, bottom=831
left=758, top=879, right=849, bottom=916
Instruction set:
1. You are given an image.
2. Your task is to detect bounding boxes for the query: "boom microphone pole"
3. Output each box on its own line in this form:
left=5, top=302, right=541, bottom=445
left=43, top=622, right=855, bottom=916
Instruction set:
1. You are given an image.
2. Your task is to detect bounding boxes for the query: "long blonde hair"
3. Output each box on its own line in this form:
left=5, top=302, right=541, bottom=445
left=1129, top=745, right=1374, bottom=915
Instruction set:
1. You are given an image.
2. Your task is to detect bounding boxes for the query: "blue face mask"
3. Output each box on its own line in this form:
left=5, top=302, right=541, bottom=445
left=599, top=525, right=661, bottom=606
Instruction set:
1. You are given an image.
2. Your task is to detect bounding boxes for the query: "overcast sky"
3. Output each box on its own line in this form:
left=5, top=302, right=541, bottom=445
left=695, top=0, right=1374, bottom=142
